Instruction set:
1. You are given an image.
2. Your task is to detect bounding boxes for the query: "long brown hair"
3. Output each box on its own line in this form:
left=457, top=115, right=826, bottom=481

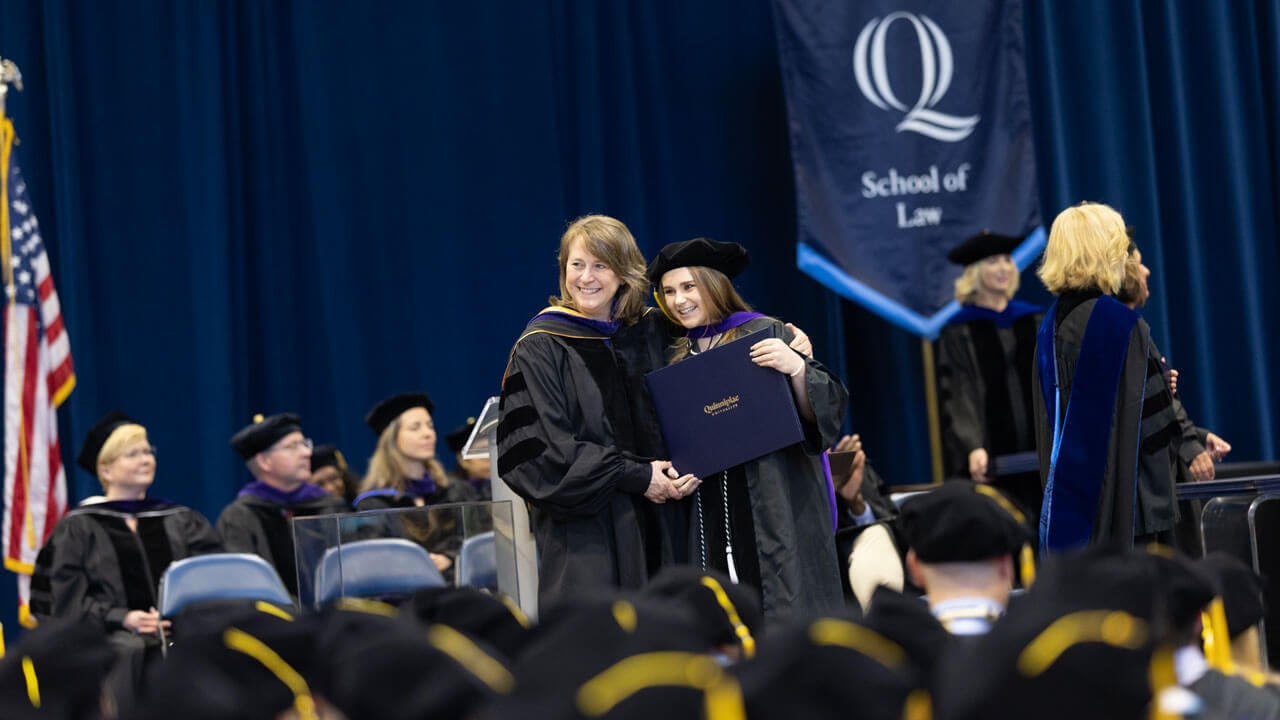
left=550, top=215, right=649, bottom=325
left=656, top=265, right=754, bottom=362
left=361, top=416, right=449, bottom=495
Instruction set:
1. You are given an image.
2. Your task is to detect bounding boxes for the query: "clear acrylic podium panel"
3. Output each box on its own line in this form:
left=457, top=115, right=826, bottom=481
left=291, top=500, right=517, bottom=610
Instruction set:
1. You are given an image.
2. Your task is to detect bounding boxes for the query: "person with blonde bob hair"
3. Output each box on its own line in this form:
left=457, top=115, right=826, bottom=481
left=1033, top=202, right=1186, bottom=553
left=30, top=411, right=221, bottom=702
left=648, top=237, right=847, bottom=619
left=935, top=230, right=1045, bottom=519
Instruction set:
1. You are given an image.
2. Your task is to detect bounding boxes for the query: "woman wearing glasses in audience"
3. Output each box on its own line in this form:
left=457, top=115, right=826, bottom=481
left=29, top=411, right=222, bottom=704
left=354, top=392, right=479, bottom=573
left=649, top=238, right=847, bottom=619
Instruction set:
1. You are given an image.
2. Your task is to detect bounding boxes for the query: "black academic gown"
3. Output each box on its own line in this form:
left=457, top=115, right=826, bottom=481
left=1033, top=291, right=1181, bottom=545
left=686, top=316, right=847, bottom=620
left=498, top=310, right=685, bottom=611
left=215, top=491, right=347, bottom=596
left=353, top=480, right=481, bottom=574
left=936, top=300, right=1043, bottom=514
left=29, top=500, right=222, bottom=697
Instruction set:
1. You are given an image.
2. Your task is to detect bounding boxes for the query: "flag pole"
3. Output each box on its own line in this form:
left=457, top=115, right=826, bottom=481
left=0, top=57, right=20, bottom=291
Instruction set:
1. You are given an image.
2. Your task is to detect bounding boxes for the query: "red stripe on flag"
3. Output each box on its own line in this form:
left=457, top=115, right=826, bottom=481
left=44, top=438, right=64, bottom=537
left=46, top=315, right=65, bottom=343
left=37, top=275, right=53, bottom=301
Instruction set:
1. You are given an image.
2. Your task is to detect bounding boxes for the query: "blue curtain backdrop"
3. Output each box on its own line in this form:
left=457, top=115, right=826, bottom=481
left=0, top=0, right=1276, bottom=636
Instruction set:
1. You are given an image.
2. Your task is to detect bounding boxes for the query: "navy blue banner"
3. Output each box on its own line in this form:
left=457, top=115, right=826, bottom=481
left=773, top=0, right=1041, bottom=338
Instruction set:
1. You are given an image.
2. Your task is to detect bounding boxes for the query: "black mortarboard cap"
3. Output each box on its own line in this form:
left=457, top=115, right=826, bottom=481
left=489, top=593, right=709, bottom=719
left=398, top=586, right=531, bottom=662
left=1199, top=552, right=1266, bottom=639
left=732, top=616, right=921, bottom=720
left=946, top=230, right=1022, bottom=266
left=862, top=586, right=952, bottom=689
left=76, top=410, right=136, bottom=475
left=0, top=619, right=116, bottom=720
left=323, top=621, right=513, bottom=720
left=646, top=237, right=750, bottom=284
left=132, top=607, right=321, bottom=720
left=445, top=418, right=477, bottom=455
left=310, top=444, right=348, bottom=473
left=229, top=413, right=302, bottom=460
left=899, top=481, right=1032, bottom=563
left=936, top=545, right=1183, bottom=720
left=1138, top=545, right=1216, bottom=632
left=641, top=566, right=763, bottom=656
left=365, top=392, right=434, bottom=435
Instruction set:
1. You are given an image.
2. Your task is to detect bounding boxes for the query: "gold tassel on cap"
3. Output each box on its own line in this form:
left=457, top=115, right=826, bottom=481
left=1019, top=543, right=1036, bottom=587
left=1201, top=598, right=1234, bottom=673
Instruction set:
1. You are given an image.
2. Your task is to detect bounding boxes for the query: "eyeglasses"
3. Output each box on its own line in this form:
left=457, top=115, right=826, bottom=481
left=120, top=446, right=158, bottom=460
left=271, top=438, right=314, bottom=454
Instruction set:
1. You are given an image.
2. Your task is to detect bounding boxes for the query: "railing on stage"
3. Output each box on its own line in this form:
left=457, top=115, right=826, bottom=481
left=291, top=501, right=518, bottom=610
left=1177, top=472, right=1280, bottom=668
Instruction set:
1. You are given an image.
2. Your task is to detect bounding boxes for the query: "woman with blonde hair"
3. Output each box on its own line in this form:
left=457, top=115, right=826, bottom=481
left=354, top=392, right=478, bottom=572
left=1033, top=202, right=1182, bottom=552
left=935, top=230, right=1044, bottom=517
left=29, top=411, right=221, bottom=702
left=649, top=237, right=847, bottom=619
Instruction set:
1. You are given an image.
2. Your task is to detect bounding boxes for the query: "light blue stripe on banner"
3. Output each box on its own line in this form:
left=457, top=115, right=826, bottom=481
left=795, top=226, right=1046, bottom=340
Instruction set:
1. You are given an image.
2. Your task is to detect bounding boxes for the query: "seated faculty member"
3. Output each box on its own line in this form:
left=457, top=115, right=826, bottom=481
left=30, top=411, right=222, bottom=699
left=216, top=413, right=347, bottom=596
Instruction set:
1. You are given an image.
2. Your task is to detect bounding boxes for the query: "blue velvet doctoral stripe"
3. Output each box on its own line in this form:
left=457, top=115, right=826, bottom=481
left=1037, top=297, right=1139, bottom=553
left=949, top=300, right=1044, bottom=329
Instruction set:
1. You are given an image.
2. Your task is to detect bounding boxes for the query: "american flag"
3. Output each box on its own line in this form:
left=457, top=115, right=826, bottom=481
left=1, top=118, right=74, bottom=626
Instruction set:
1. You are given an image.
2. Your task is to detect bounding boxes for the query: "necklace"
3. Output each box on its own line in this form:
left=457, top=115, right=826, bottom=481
left=688, top=332, right=723, bottom=355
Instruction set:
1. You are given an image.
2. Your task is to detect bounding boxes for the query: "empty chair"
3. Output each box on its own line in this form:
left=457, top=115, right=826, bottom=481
left=158, top=553, right=293, bottom=617
left=456, top=531, right=497, bottom=590
left=314, top=538, right=447, bottom=607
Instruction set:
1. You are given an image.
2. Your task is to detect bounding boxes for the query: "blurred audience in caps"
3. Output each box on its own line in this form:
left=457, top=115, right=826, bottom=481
left=650, top=237, right=848, bottom=620
left=732, top=614, right=929, bottom=720
left=446, top=417, right=493, bottom=500
left=217, top=413, right=347, bottom=597
left=0, top=619, right=117, bottom=720
left=397, top=586, right=532, bottom=662
left=899, top=481, right=1034, bottom=636
left=1133, top=545, right=1280, bottom=718
left=936, top=229, right=1045, bottom=518
left=828, top=432, right=907, bottom=610
left=309, top=444, right=360, bottom=507
left=354, top=392, right=479, bottom=575
left=935, top=544, right=1184, bottom=720
left=488, top=593, right=713, bottom=718
left=1196, top=552, right=1279, bottom=686
left=640, top=565, right=764, bottom=664
left=29, top=411, right=222, bottom=707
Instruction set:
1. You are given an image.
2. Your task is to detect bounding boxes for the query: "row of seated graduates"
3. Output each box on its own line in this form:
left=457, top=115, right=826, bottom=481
left=23, top=396, right=490, bottom=712
left=5, top=478, right=1278, bottom=719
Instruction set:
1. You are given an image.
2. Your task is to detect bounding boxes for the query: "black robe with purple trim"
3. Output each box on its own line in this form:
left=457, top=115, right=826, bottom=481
left=497, top=309, right=686, bottom=611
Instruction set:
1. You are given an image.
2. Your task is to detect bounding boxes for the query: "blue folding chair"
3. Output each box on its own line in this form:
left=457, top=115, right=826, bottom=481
left=456, top=531, right=497, bottom=590
left=158, top=553, right=293, bottom=617
left=313, top=538, right=447, bottom=607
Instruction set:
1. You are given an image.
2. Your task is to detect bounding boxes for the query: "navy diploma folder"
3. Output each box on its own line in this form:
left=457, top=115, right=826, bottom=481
left=645, top=327, right=804, bottom=478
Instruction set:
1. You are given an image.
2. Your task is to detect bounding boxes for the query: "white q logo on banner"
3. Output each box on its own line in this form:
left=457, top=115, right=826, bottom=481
left=852, top=12, right=980, bottom=142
